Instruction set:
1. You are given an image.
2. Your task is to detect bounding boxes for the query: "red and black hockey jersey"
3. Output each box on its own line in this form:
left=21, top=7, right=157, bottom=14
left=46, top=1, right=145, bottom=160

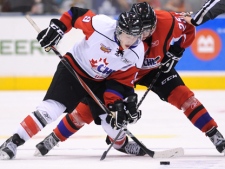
left=137, top=10, right=195, bottom=80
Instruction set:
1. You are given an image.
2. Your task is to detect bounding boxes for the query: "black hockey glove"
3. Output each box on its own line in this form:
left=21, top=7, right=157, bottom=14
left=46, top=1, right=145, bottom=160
left=37, top=19, right=67, bottom=51
left=106, top=100, right=127, bottom=130
left=124, top=93, right=142, bottom=124
left=161, top=45, right=185, bottom=73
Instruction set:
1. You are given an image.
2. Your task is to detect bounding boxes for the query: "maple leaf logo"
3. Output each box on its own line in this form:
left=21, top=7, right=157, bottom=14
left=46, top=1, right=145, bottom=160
left=89, top=58, right=109, bottom=68
left=99, top=58, right=109, bottom=65
left=90, top=59, right=98, bottom=68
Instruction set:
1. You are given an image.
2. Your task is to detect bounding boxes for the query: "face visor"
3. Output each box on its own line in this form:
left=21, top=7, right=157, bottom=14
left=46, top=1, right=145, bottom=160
left=116, top=26, right=143, bottom=49
left=142, top=21, right=157, bottom=40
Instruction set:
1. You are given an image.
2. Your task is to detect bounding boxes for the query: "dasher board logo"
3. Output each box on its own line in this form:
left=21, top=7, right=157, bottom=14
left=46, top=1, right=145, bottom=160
left=191, top=29, right=221, bottom=61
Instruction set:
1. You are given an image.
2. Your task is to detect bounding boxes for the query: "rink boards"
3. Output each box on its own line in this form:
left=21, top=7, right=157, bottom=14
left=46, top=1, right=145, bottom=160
left=0, top=16, right=225, bottom=90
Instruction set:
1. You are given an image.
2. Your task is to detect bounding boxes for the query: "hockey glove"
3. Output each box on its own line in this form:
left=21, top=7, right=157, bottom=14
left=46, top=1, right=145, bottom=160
left=161, top=45, right=185, bottom=73
left=124, top=93, right=142, bottom=124
left=37, top=19, right=67, bottom=51
left=106, top=100, right=127, bottom=130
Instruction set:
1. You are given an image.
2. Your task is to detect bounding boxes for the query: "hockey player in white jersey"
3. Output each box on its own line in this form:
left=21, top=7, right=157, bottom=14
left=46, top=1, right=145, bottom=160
left=0, top=7, right=145, bottom=160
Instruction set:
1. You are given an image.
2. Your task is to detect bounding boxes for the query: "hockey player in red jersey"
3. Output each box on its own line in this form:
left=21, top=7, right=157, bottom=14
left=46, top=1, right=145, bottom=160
left=0, top=8, right=145, bottom=160
left=32, top=2, right=225, bottom=157
left=133, top=2, right=225, bottom=154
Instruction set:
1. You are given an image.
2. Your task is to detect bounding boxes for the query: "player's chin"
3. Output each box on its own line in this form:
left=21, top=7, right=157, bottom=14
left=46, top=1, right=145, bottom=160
left=121, top=44, right=131, bottom=49
left=125, top=45, right=131, bottom=48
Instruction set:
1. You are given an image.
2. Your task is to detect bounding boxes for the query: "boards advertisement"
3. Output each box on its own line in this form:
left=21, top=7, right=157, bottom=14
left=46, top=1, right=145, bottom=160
left=0, top=16, right=224, bottom=90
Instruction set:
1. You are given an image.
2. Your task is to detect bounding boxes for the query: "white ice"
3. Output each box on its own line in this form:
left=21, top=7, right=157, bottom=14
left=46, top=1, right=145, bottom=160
left=0, top=90, right=225, bottom=169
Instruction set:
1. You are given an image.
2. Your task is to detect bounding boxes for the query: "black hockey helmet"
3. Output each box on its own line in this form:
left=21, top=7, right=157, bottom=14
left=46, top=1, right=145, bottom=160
left=130, top=2, right=157, bottom=31
left=116, top=11, right=143, bottom=37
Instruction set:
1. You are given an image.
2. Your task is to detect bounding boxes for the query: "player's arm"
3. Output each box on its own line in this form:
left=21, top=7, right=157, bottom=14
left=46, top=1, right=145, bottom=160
left=60, top=7, right=96, bottom=37
left=104, top=67, right=141, bottom=129
left=36, top=7, right=96, bottom=49
left=191, top=0, right=225, bottom=26
left=181, top=0, right=225, bottom=26
left=170, top=12, right=195, bottom=48
left=161, top=13, right=195, bottom=73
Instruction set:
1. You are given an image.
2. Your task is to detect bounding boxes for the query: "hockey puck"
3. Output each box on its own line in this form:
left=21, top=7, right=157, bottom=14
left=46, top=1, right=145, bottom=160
left=160, top=161, right=170, bottom=165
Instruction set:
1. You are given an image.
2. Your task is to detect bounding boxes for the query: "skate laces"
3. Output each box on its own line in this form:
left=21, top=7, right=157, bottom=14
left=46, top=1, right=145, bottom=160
left=124, top=142, right=141, bottom=155
left=210, top=133, right=225, bottom=146
left=43, top=135, right=59, bottom=150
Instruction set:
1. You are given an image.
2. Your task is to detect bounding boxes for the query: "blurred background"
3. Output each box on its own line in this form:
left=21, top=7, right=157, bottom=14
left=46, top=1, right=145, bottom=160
left=0, top=0, right=225, bottom=90
left=0, top=0, right=207, bottom=15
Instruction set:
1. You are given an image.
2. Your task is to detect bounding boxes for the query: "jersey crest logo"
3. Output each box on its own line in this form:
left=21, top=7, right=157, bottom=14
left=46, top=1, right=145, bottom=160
left=82, top=16, right=91, bottom=22
left=89, top=58, right=115, bottom=78
left=100, top=43, right=112, bottom=53
left=142, top=56, right=161, bottom=69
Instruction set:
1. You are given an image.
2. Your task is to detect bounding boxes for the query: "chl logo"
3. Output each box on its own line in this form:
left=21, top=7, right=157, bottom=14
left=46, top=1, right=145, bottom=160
left=89, top=58, right=115, bottom=78
left=142, top=56, right=160, bottom=69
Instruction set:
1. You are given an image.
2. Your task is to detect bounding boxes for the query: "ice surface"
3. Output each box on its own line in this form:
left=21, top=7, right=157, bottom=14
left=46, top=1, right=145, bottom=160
left=0, top=90, right=225, bottom=169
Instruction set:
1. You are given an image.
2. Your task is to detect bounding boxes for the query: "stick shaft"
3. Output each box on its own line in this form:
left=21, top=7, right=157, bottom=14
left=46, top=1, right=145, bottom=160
left=25, top=15, right=41, bottom=32
left=137, top=69, right=162, bottom=108
left=25, top=14, right=110, bottom=114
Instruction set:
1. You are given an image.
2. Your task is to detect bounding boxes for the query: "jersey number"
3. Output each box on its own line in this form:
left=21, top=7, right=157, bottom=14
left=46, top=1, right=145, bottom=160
left=83, top=16, right=91, bottom=22
left=175, top=17, right=186, bottom=31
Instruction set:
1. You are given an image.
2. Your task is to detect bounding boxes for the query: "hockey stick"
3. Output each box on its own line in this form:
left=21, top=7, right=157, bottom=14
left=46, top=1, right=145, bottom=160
left=100, top=70, right=162, bottom=160
left=25, top=14, right=111, bottom=115
left=25, top=15, right=170, bottom=159
left=101, top=123, right=184, bottom=160
left=137, top=69, right=162, bottom=108
left=100, top=124, right=127, bottom=160
left=126, top=129, right=184, bottom=158
left=100, top=68, right=184, bottom=160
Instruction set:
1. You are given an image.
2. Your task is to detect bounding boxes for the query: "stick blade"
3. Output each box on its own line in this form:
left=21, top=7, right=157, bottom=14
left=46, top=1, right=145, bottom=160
left=153, top=147, right=184, bottom=158
left=100, top=151, right=107, bottom=161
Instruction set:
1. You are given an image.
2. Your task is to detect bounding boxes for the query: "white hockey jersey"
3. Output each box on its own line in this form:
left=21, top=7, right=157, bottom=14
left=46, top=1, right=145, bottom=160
left=60, top=8, right=144, bottom=88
